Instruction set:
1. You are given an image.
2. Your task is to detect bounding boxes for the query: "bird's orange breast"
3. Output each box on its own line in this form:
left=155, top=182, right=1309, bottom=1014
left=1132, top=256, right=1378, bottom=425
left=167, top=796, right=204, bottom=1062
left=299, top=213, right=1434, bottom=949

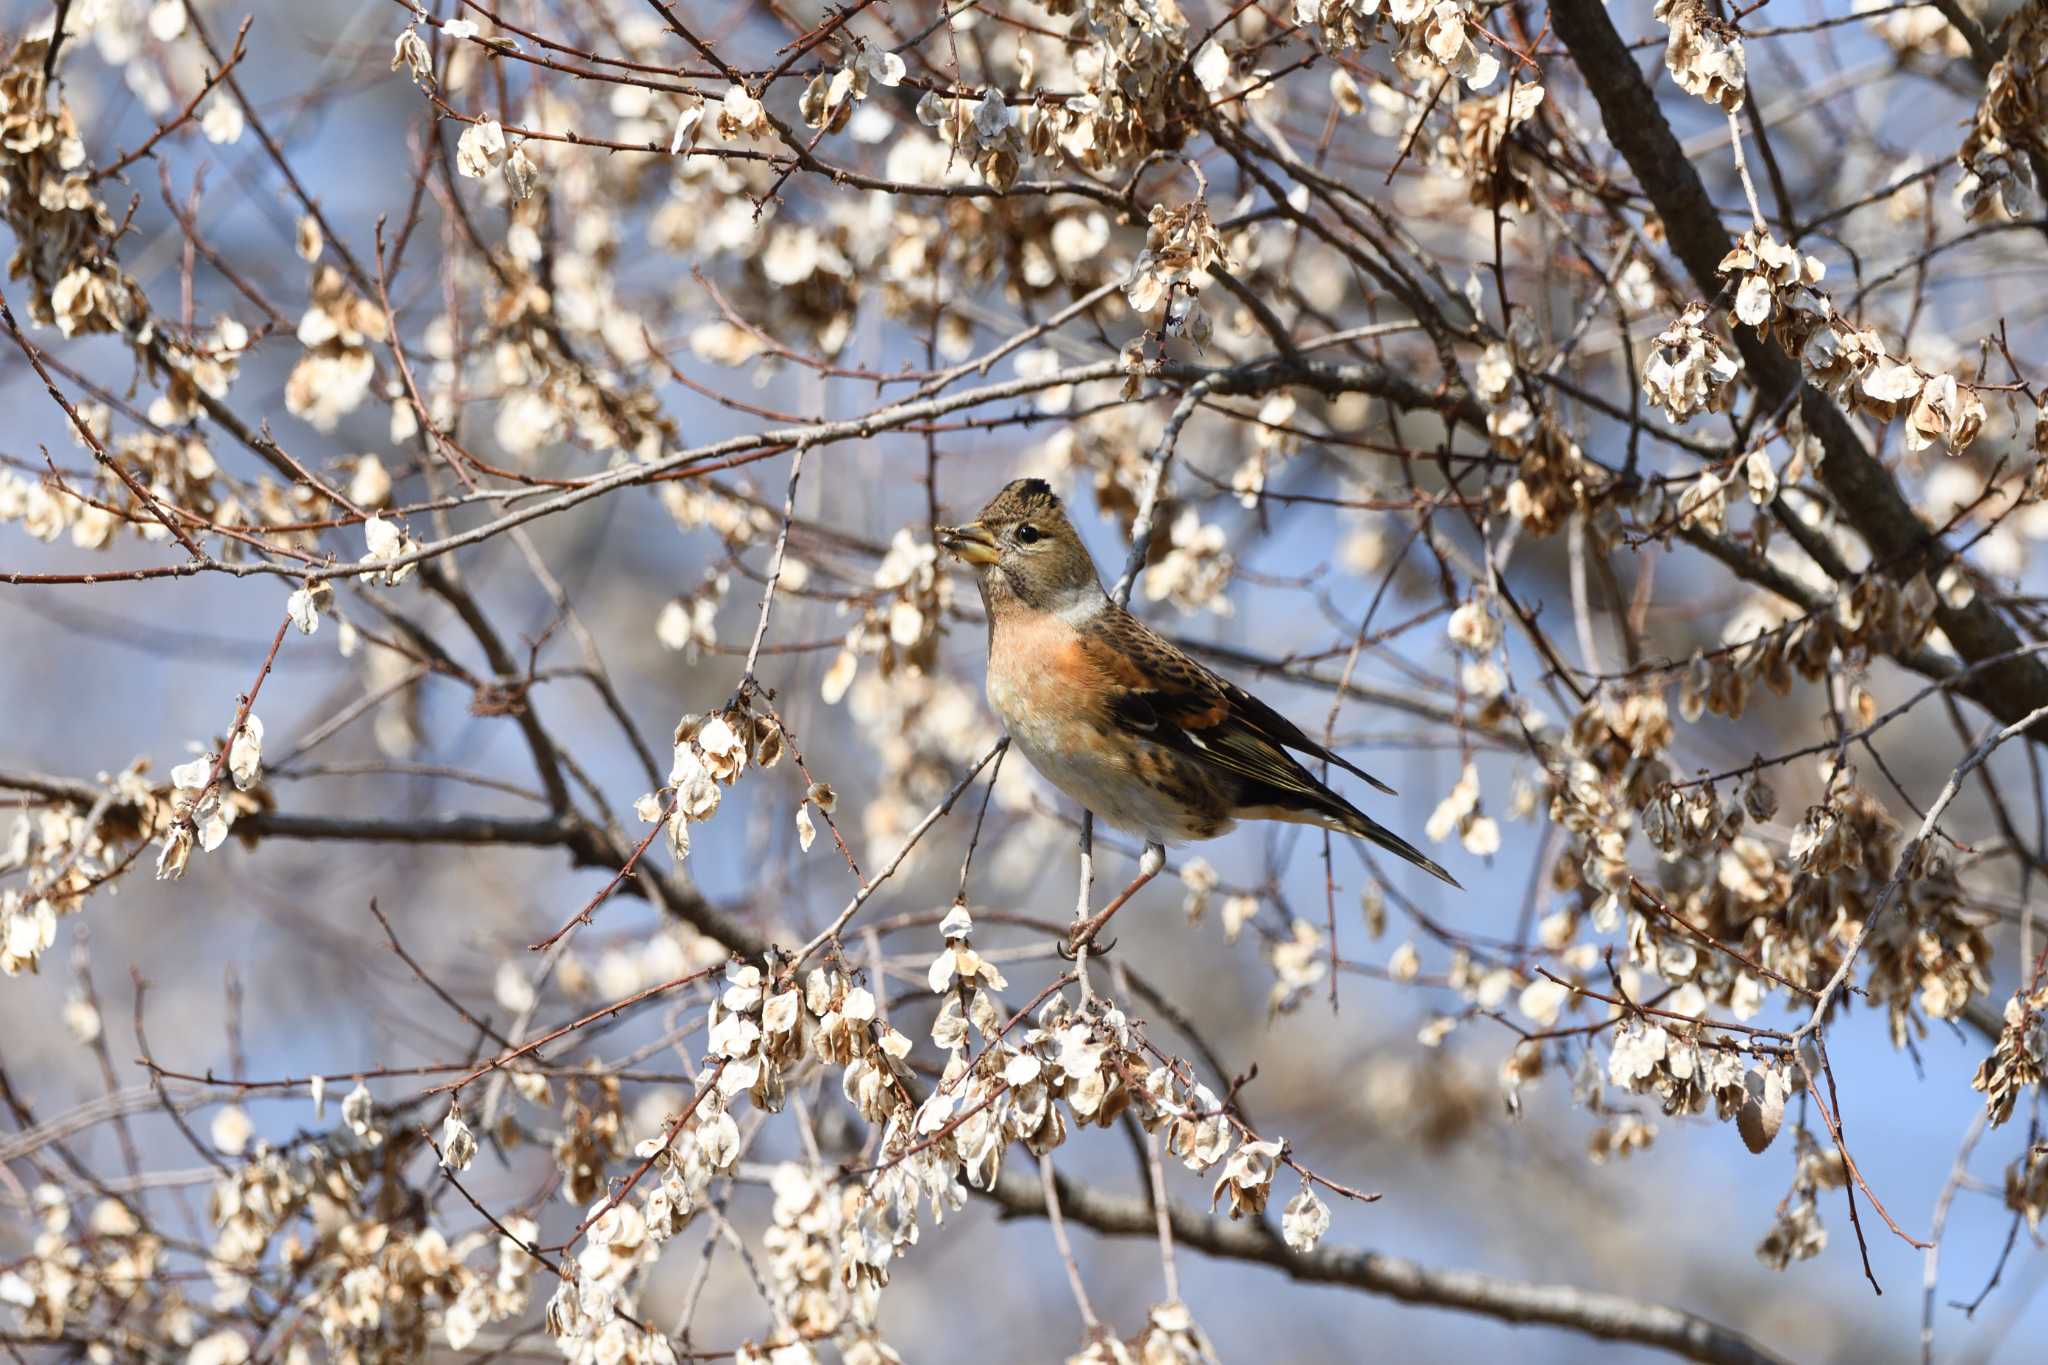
left=986, top=611, right=1107, bottom=732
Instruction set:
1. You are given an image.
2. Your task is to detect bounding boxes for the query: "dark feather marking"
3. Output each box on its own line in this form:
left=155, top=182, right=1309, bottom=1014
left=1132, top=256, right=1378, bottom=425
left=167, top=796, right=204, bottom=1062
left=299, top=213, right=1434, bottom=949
left=1088, top=606, right=1400, bottom=800
left=1083, top=604, right=1455, bottom=886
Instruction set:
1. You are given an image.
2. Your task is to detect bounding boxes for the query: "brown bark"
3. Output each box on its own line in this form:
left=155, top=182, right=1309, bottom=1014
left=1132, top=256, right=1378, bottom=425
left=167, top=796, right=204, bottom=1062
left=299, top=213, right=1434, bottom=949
left=1547, top=0, right=2048, bottom=744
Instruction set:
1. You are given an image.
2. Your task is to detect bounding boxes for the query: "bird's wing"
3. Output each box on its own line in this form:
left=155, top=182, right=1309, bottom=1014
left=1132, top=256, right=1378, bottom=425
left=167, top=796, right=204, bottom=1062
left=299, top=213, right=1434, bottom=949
left=1080, top=608, right=1394, bottom=804
left=1079, top=608, right=1460, bottom=888
left=1209, top=667, right=1397, bottom=795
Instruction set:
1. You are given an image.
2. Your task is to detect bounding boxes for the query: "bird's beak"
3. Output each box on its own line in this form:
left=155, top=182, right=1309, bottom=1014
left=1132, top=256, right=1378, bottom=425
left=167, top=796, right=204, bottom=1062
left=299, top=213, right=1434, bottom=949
left=936, top=522, right=1000, bottom=566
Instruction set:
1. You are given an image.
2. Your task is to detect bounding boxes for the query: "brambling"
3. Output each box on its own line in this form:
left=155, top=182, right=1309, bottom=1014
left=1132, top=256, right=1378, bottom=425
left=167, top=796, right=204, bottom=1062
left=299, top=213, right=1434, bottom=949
left=938, top=479, right=1458, bottom=944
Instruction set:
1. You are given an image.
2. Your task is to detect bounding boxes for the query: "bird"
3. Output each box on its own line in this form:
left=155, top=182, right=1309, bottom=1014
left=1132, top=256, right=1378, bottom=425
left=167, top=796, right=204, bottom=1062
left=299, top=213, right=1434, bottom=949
left=936, top=478, right=1458, bottom=946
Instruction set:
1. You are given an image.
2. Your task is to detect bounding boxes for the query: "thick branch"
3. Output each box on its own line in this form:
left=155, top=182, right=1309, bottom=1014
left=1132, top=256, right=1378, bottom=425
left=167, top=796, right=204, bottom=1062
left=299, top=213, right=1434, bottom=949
left=984, top=1166, right=1787, bottom=1365
left=1548, top=0, right=2048, bottom=745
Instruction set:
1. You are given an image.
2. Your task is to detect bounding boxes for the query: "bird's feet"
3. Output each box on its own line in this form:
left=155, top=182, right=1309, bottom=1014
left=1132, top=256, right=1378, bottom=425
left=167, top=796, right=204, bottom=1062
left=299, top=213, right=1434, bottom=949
left=1057, top=924, right=1116, bottom=960
left=1063, top=842, right=1163, bottom=960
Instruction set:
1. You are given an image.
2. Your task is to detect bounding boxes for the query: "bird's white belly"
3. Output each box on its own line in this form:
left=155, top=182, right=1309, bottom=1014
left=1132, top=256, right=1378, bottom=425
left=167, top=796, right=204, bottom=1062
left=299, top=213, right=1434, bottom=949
left=991, top=676, right=1227, bottom=845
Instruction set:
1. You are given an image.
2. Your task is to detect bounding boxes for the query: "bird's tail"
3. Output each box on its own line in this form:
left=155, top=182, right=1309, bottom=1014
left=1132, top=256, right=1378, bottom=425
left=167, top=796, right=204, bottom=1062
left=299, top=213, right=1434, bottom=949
left=1335, top=805, right=1462, bottom=889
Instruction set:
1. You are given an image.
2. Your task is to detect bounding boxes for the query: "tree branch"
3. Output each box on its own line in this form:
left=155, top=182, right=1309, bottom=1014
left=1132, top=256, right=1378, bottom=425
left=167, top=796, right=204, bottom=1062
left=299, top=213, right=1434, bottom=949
left=984, top=1165, right=1788, bottom=1365
left=1548, top=0, right=2048, bottom=746
left=0, top=768, right=765, bottom=958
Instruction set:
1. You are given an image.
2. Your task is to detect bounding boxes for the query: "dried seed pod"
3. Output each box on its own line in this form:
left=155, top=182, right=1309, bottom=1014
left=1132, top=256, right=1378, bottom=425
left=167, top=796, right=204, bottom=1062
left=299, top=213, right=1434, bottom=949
left=1743, top=775, right=1779, bottom=823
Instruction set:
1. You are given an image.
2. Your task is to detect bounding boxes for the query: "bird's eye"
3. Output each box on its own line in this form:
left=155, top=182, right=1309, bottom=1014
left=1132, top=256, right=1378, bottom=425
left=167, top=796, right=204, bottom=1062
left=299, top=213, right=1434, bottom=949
left=1016, top=524, right=1043, bottom=545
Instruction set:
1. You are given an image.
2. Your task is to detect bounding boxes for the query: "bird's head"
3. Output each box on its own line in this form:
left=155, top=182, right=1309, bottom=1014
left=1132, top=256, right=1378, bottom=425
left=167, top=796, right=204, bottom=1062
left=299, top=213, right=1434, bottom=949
left=937, top=478, right=1104, bottom=617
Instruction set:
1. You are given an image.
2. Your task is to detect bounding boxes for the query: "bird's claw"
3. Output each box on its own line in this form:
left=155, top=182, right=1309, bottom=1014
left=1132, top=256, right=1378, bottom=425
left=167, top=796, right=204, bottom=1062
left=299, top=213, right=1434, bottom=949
left=1058, top=927, right=1116, bottom=960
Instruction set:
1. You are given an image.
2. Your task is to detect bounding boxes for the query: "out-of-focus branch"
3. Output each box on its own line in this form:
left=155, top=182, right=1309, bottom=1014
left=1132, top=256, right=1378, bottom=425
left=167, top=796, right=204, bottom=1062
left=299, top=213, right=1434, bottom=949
left=0, top=768, right=767, bottom=958
left=985, top=1165, right=1789, bottom=1365
left=247, top=805, right=763, bottom=957
left=1925, top=0, right=2048, bottom=236
left=1931, top=0, right=1999, bottom=68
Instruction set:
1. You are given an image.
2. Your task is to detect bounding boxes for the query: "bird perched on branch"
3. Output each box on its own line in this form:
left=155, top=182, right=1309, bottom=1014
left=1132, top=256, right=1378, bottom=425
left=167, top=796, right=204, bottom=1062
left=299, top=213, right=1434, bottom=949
left=938, top=478, right=1458, bottom=946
